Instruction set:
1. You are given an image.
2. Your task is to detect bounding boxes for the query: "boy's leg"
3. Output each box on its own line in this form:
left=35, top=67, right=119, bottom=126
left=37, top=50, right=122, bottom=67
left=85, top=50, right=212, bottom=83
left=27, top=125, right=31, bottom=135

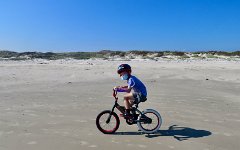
left=123, top=93, right=134, bottom=109
left=123, top=93, right=134, bottom=117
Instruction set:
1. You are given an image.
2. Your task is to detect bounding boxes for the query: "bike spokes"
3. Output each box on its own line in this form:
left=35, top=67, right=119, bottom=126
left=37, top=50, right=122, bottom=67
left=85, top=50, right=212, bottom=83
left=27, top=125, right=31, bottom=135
left=100, top=114, right=115, bottom=128
left=141, top=113, right=158, bottom=129
left=137, top=110, right=162, bottom=133
left=96, top=110, right=120, bottom=134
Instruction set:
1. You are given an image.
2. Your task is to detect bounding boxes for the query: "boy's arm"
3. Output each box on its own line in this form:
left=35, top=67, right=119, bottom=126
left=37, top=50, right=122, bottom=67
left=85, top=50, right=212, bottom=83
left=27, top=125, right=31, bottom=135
left=115, top=86, right=131, bottom=93
left=120, top=86, right=128, bottom=88
left=120, top=86, right=131, bottom=93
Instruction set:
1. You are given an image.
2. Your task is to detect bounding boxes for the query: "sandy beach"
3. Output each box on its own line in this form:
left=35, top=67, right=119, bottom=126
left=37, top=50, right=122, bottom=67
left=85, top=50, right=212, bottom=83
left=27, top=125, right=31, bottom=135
left=0, top=59, right=240, bottom=150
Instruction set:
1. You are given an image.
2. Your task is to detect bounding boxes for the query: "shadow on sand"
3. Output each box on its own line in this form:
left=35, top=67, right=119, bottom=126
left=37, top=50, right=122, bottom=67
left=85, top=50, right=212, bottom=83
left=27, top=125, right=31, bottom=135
left=114, top=125, right=212, bottom=141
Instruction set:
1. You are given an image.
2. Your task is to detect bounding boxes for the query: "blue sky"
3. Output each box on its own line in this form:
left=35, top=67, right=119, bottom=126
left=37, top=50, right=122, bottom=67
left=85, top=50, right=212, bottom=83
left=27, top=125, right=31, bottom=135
left=0, top=0, right=240, bottom=52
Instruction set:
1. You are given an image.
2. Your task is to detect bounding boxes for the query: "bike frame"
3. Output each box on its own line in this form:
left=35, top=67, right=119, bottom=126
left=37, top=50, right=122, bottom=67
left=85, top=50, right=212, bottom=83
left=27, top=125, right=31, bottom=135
left=96, top=89, right=159, bottom=134
left=106, top=89, right=143, bottom=123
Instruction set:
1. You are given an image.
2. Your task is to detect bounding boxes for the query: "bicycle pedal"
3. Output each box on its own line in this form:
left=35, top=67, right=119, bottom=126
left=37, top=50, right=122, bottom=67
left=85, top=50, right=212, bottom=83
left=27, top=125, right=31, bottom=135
left=124, top=115, right=133, bottom=119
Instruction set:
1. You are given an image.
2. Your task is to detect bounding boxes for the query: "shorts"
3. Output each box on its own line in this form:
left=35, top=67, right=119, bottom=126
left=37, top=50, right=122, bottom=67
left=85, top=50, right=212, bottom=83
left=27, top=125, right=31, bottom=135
left=132, top=92, right=147, bottom=104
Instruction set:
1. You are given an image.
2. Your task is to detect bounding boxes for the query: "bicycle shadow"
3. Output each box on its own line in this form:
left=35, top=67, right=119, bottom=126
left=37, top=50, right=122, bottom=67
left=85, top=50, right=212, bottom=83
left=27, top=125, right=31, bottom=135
left=114, top=125, right=212, bottom=141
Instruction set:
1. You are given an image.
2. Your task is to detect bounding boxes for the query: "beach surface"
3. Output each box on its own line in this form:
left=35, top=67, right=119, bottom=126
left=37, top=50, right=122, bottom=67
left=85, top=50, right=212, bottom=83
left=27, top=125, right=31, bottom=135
left=0, top=59, right=240, bottom=150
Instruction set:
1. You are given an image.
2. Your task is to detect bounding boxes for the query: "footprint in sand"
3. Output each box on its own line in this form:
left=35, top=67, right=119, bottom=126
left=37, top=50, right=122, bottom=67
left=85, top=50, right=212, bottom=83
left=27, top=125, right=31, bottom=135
left=88, top=133, right=93, bottom=136
left=27, top=141, right=37, bottom=145
left=223, top=133, right=232, bottom=137
left=9, top=122, right=19, bottom=127
left=216, top=120, right=224, bottom=123
left=28, top=113, right=38, bottom=117
left=138, top=144, right=147, bottom=148
left=79, top=141, right=97, bottom=148
left=61, top=131, right=70, bottom=136
left=88, top=145, right=97, bottom=148
left=24, top=133, right=32, bottom=136
left=49, top=114, right=58, bottom=118
left=80, top=141, right=88, bottom=146
left=75, top=120, right=88, bottom=123
left=168, top=145, right=175, bottom=149
left=6, top=131, right=14, bottom=134
left=47, top=122, right=57, bottom=125
left=0, top=131, right=3, bottom=136
left=111, top=140, right=120, bottom=144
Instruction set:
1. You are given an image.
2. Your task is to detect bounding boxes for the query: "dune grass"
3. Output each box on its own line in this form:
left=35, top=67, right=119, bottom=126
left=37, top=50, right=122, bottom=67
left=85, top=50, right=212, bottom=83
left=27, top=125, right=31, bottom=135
left=0, top=50, right=239, bottom=60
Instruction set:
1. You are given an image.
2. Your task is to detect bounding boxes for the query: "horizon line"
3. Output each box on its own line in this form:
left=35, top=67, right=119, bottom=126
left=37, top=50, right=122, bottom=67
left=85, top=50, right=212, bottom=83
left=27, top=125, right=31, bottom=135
left=1, top=49, right=240, bottom=53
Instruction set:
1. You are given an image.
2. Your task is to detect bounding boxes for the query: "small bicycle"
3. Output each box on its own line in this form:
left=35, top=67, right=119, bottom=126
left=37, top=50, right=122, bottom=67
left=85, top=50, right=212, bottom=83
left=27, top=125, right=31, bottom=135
left=96, top=89, right=162, bottom=134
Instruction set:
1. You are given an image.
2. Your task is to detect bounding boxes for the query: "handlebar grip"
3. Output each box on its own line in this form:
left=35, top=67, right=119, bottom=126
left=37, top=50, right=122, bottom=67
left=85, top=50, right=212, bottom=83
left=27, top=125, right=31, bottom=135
left=113, top=89, right=118, bottom=97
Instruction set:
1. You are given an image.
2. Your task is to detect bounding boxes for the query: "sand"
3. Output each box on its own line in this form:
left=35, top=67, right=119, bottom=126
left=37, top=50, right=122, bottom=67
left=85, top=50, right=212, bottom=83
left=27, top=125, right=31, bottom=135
left=0, top=59, right=240, bottom=150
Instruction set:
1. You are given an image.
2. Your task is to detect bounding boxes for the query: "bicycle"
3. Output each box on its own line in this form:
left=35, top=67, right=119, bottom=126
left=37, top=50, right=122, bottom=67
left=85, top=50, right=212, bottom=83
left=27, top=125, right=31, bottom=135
left=96, top=89, right=162, bottom=134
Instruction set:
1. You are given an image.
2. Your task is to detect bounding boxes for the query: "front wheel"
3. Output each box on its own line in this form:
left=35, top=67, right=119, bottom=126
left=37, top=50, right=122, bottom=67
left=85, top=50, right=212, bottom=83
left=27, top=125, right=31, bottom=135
left=96, top=110, right=120, bottom=134
left=137, top=109, right=162, bottom=134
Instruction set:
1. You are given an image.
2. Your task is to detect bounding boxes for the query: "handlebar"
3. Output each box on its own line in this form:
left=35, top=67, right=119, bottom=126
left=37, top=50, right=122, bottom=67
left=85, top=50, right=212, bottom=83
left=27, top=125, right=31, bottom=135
left=113, top=89, right=118, bottom=100
left=113, top=89, right=117, bottom=97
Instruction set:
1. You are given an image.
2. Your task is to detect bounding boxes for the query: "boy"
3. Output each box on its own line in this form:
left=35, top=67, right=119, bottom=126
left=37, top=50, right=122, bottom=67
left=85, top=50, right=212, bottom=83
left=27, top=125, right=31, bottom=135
left=114, top=64, right=147, bottom=118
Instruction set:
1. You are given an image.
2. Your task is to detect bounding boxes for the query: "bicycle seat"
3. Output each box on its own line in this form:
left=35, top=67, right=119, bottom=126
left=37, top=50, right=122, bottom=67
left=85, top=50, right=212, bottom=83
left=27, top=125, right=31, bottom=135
left=141, top=97, right=147, bottom=102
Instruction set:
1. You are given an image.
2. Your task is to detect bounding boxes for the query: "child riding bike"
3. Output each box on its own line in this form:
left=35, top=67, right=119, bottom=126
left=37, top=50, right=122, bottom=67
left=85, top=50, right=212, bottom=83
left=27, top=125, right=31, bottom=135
left=114, top=64, right=147, bottom=118
left=96, top=64, right=161, bottom=134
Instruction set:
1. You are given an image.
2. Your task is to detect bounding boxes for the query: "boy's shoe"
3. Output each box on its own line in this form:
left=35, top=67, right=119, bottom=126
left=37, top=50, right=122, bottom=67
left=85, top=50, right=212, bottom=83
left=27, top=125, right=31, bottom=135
left=123, top=113, right=133, bottom=119
left=119, top=113, right=131, bottom=118
left=133, top=114, right=139, bottom=120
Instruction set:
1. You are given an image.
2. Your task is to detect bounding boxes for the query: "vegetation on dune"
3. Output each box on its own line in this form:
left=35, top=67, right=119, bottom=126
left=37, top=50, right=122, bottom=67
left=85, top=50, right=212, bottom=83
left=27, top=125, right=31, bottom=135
left=192, top=51, right=240, bottom=56
left=164, top=51, right=186, bottom=56
left=128, top=50, right=151, bottom=56
left=0, top=51, right=18, bottom=58
left=0, top=50, right=239, bottom=60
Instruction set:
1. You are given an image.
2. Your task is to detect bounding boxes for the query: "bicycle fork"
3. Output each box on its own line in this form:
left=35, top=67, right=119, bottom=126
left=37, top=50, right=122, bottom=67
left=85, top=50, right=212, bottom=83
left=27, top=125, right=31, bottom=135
left=106, top=103, right=125, bottom=124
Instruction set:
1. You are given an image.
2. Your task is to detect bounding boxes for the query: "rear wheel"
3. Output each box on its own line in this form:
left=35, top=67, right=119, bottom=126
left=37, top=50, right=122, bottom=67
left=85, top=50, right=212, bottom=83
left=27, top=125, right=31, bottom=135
left=96, top=110, right=120, bottom=134
left=137, top=109, right=162, bottom=134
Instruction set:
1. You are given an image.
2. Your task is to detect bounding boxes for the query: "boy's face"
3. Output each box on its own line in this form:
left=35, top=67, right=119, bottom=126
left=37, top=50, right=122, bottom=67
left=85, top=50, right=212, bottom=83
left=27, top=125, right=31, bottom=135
left=120, top=71, right=128, bottom=77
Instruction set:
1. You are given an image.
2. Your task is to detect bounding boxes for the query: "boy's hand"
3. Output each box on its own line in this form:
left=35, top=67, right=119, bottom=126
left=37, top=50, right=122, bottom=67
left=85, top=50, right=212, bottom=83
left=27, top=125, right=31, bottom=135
left=113, top=86, right=120, bottom=90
